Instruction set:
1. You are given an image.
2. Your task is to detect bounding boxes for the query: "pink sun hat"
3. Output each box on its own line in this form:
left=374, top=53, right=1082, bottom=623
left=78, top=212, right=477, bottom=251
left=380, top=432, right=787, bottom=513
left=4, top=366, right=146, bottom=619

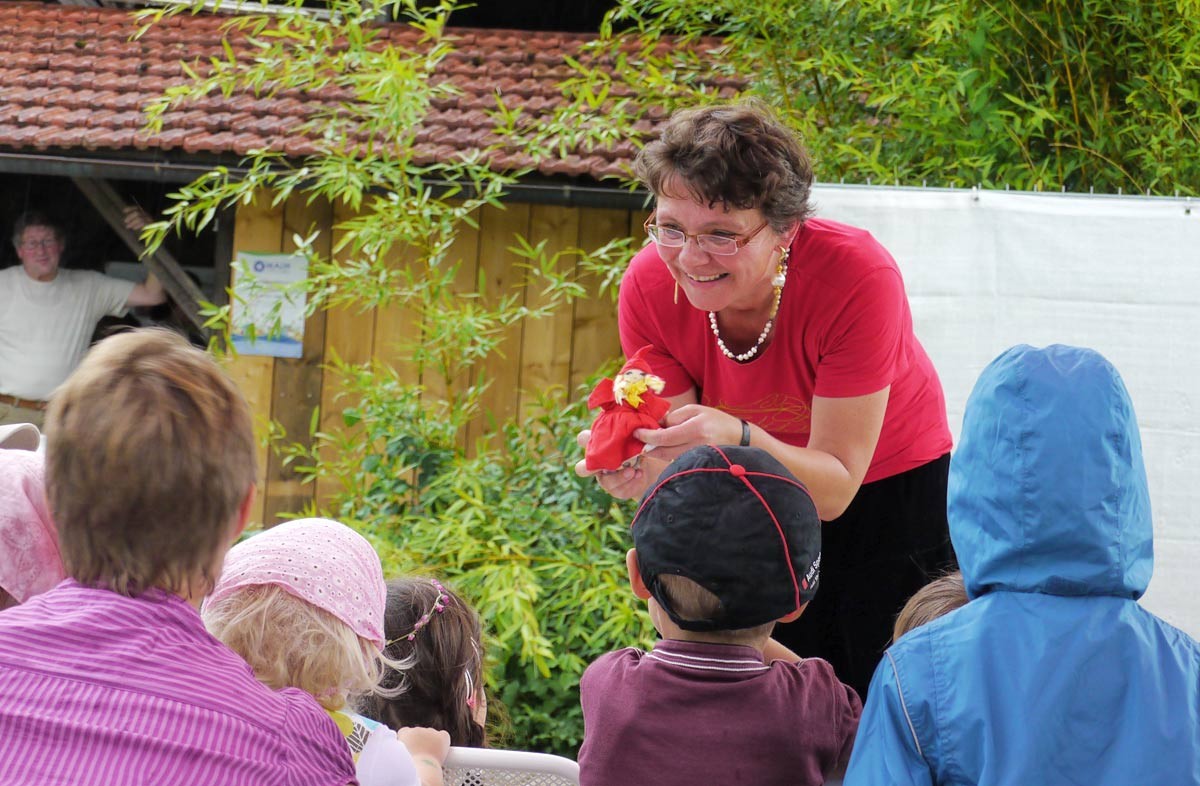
left=205, top=517, right=387, bottom=648
left=0, top=447, right=65, bottom=603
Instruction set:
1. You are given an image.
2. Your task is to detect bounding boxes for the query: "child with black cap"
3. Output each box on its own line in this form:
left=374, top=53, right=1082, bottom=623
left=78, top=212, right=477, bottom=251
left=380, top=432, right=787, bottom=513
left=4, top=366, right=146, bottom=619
left=577, top=445, right=861, bottom=786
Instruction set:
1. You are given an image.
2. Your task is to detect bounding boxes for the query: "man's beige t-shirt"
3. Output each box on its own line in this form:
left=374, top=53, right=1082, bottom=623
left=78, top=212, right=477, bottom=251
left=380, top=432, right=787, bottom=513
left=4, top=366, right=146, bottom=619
left=0, top=266, right=134, bottom=400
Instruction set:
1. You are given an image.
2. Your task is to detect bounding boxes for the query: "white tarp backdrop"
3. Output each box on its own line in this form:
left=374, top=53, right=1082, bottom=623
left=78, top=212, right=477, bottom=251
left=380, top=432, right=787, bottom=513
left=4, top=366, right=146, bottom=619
left=810, top=184, right=1200, bottom=638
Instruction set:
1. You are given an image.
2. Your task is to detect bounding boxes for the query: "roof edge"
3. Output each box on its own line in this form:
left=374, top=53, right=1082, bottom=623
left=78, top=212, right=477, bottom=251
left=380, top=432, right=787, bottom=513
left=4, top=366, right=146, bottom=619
left=0, top=149, right=652, bottom=209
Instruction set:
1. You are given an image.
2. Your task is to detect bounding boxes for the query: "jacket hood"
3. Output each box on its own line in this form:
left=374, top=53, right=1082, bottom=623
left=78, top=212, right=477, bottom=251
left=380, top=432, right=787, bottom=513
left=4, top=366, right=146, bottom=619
left=949, top=344, right=1152, bottom=600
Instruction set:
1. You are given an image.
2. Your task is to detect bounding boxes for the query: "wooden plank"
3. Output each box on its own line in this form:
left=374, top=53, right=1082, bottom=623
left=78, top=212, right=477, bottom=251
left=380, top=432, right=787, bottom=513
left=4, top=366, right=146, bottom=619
left=421, top=208, right=480, bottom=439
left=630, top=208, right=648, bottom=246
left=222, top=355, right=275, bottom=523
left=227, top=191, right=284, bottom=528
left=570, top=207, right=630, bottom=392
left=469, top=202, right=531, bottom=450
left=262, top=195, right=333, bottom=525
left=372, top=239, right=422, bottom=387
left=518, top=204, right=579, bottom=417
left=315, top=199, right=378, bottom=507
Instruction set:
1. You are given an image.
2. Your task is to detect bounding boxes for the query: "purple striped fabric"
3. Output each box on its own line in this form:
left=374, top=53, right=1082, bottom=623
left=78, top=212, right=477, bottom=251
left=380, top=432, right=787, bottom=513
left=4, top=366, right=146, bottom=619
left=0, top=580, right=357, bottom=785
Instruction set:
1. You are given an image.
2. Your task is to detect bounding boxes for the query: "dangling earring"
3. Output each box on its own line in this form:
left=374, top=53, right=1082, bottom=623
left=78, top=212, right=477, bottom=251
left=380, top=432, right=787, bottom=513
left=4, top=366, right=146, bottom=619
left=772, top=246, right=789, bottom=288
left=673, top=279, right=679, bottom=305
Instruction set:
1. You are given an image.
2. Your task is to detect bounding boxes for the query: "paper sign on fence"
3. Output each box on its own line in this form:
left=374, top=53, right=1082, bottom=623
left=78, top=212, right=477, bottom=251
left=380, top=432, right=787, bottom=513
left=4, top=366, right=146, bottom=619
left=230, top=252, right=308, bottom=358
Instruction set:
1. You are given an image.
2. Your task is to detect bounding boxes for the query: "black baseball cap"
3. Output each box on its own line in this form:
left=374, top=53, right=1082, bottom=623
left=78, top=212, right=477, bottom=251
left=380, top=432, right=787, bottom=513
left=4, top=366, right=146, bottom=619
left=631, top=445, right=821, bottom=632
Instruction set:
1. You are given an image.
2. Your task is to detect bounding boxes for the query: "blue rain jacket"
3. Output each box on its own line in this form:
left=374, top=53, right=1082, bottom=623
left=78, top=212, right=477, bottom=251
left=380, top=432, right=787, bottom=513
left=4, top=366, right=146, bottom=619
left=845, top=344, right=1200, bottom=786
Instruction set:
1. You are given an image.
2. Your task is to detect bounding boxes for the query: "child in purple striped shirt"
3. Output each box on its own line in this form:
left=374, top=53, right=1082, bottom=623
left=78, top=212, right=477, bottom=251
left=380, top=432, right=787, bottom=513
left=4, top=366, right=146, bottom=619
left=0, top=329, right=358, bottom=786
left=204, top=517, right=451, bottom=786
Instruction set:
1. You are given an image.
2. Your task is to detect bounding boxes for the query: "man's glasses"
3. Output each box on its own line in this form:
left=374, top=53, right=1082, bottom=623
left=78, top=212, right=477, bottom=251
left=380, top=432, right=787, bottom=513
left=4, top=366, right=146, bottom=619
left=19, top=239, right=59, bottom=251
left=643, top=212, right=768, bottom=256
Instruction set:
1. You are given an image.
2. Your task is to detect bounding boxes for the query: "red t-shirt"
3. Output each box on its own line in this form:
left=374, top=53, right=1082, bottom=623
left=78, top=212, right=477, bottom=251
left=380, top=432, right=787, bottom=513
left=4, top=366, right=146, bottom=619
left=619, top=217, right=951, bottom=484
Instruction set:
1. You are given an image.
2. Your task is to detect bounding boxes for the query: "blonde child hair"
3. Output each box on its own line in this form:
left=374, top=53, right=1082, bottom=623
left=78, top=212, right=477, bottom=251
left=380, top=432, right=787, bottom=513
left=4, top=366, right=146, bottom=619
left=203, top=583, right=390, bottom=711
left=892, top=570, right=968, bottom=642
left=203, top=517, right=400, bottom=708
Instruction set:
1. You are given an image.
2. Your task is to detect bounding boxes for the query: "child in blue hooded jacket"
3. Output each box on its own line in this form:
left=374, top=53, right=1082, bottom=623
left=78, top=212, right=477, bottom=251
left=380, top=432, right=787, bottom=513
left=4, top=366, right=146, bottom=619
left=845, top=344, right=1200, bottom=786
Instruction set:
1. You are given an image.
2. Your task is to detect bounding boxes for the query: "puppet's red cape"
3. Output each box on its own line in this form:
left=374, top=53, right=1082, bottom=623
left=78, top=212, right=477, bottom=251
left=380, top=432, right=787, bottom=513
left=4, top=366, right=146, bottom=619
left=584, top=346, right=670, bottom=471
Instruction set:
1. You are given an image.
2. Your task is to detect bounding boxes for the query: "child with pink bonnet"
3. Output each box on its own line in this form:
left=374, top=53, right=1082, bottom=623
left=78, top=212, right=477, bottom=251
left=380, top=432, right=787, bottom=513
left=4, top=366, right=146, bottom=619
left=203, top=517, right=450, bottom=786
left=0, top=423, right=64, bottom=610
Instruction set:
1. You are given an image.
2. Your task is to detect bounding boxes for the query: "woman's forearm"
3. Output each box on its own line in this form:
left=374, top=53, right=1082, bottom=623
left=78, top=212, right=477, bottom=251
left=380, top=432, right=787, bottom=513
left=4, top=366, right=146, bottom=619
left=747, top=389, right=889, bottom=520
left=743, top=426, right=862, bottom=520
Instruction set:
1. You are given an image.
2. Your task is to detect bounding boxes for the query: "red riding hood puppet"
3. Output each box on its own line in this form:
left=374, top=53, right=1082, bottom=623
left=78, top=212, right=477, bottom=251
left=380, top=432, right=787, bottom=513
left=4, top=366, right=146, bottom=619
left=584, top=345, right=670, bottom=472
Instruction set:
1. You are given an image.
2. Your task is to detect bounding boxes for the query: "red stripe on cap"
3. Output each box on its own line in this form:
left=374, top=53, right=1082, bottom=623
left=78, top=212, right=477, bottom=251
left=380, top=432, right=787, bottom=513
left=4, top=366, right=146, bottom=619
left=710, top=447, right=803, bottom=615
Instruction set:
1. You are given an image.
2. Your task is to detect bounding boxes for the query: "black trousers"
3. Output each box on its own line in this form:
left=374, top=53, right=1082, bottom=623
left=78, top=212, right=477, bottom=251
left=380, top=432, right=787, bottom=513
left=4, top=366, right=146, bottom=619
left=771, top=453, right=956, bottom=700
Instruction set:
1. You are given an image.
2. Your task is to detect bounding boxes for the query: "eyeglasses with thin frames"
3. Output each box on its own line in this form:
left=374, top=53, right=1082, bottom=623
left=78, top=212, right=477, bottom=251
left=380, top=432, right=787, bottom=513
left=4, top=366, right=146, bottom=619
left=643, top=212, right=769, bottom=256
left=19, top=238, right=60, bottom=251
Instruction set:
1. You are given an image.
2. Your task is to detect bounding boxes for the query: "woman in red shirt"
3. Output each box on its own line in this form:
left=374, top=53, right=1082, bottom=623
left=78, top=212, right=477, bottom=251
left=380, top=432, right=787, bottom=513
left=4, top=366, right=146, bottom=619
left=577, top=101, right=955, bottom=698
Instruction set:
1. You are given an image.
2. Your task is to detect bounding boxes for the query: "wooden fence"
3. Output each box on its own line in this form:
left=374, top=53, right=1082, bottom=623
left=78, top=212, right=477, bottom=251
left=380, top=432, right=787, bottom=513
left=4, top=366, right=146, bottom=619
left=222, top=193, right=641, bottom=526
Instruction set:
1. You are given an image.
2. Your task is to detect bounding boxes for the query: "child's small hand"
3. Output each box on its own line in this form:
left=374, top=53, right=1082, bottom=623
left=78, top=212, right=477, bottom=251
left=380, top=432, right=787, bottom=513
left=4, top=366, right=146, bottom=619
left=397, top=725, right=451, bottom=763
left=398, top=727, right=450, bottom=786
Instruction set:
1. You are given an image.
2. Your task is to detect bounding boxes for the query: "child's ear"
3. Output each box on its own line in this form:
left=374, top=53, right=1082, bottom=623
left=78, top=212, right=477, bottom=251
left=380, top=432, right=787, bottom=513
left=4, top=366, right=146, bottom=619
left=778, top=601, right=808, bottom=624
left=626, top=548, right=652, bottom=600
left=233, top=484, right=256, bottom=538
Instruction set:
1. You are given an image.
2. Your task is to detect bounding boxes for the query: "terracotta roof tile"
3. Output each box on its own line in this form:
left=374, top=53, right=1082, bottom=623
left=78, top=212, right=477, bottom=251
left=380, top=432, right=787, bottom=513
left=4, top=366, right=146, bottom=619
left=110, top=110, right=145, bottom=129
left=51, top=126, right=91, bottom=148
left=0, top=1, right=743, bottom=182
left=91, top=72, right=124, bottom=91
left=153, top=128, right=192, bottom=148
left=10, top=125, right=47, bottom=146
left=83, top=109, right=117, bottom=129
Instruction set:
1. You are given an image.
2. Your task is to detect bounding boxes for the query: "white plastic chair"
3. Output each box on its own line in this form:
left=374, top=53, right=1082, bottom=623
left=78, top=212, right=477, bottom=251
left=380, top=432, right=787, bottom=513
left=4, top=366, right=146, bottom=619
left=442, top=746, right=580, bottom=786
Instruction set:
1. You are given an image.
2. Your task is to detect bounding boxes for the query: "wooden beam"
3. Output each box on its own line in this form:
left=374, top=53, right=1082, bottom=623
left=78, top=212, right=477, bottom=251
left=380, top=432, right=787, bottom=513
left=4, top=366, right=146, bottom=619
left=570, top=207, right=627, bottom=390
left=262, top=196, right=331, bottom=524
left=228, top=191, right=284, bottom=528
left=70, top=177, right=210, bottom=337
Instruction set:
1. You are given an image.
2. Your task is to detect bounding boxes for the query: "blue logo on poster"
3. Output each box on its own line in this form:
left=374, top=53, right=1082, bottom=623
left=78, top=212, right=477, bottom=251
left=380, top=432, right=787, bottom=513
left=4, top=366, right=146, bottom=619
left=251, top=258, right=293, bottom=273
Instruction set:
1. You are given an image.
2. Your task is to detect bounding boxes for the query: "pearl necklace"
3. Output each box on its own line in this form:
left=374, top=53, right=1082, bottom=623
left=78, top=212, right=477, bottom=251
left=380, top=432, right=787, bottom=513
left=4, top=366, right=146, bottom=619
left=708, top=250, right=789, bottom=363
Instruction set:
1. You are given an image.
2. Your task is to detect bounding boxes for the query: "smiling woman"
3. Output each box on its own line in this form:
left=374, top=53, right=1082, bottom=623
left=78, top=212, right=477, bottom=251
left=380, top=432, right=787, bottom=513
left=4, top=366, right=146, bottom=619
left=575, top=101, right=956, bottom=699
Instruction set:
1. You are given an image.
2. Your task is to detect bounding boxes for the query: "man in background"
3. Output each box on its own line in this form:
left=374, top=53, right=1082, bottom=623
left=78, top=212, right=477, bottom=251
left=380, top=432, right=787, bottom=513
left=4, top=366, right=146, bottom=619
left=0, top=210, right=166, bottom=425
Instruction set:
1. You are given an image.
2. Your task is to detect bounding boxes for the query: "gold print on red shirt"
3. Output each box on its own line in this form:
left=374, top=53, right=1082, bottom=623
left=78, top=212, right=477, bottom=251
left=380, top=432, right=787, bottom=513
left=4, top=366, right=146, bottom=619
left=706, top=393, right=812, bottom=440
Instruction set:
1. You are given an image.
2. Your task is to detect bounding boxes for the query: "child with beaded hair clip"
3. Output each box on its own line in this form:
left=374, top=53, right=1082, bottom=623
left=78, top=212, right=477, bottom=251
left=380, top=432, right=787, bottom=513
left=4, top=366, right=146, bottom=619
left=358, top=577, right=488, bottom=748
left=203, top=518, right=451, bottom=786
